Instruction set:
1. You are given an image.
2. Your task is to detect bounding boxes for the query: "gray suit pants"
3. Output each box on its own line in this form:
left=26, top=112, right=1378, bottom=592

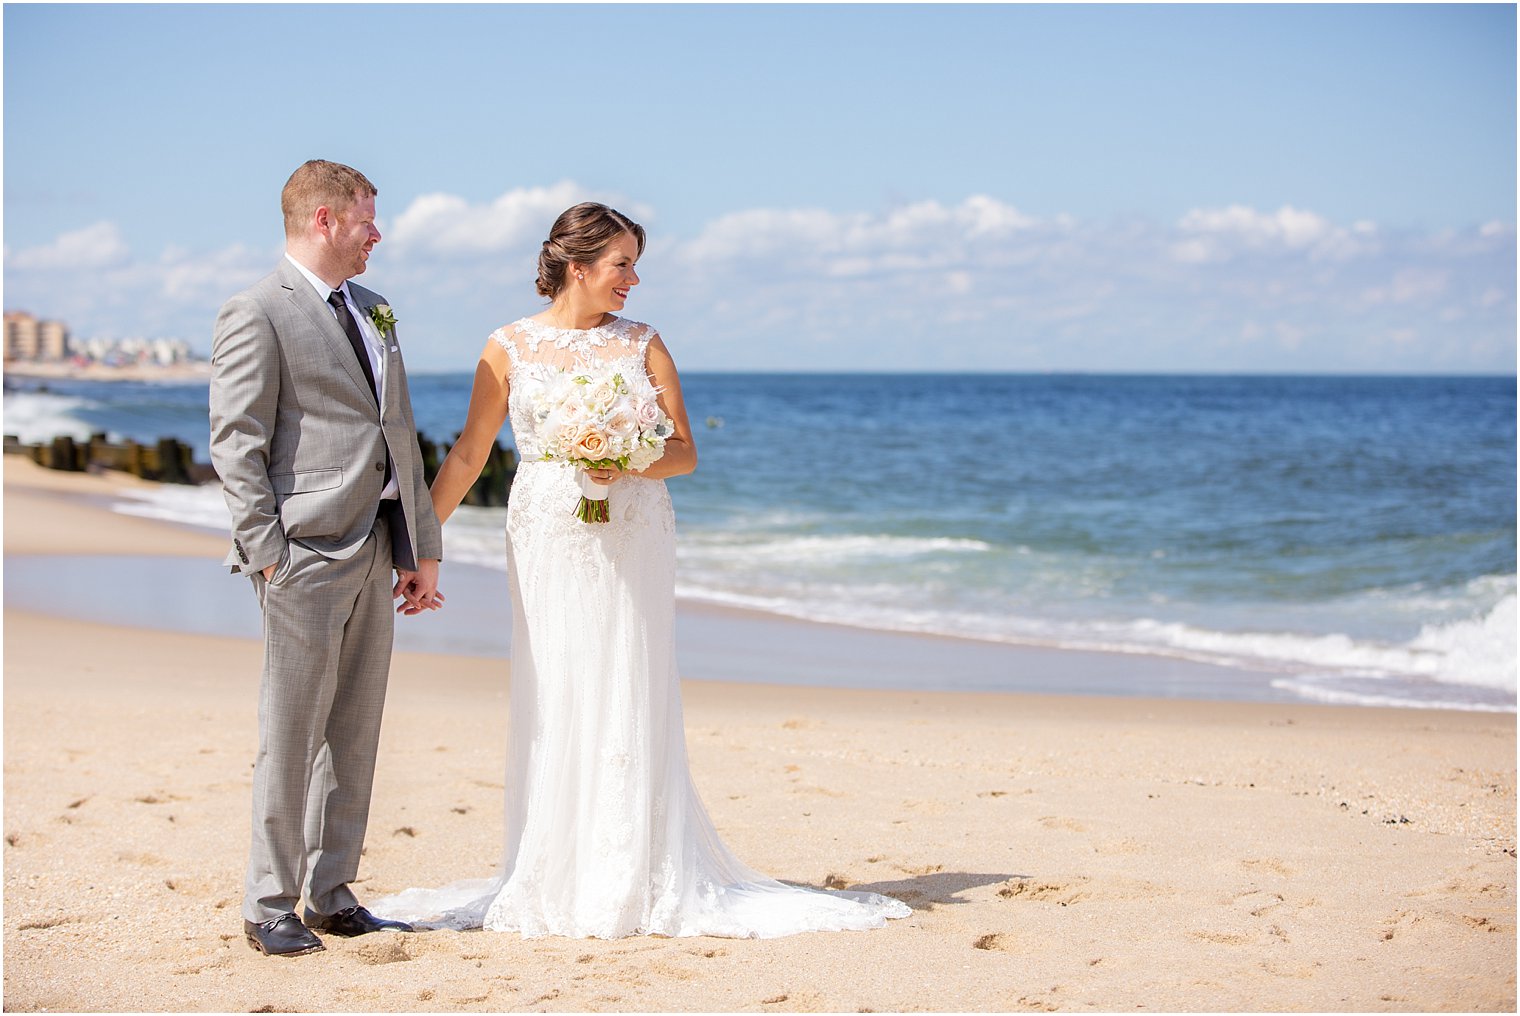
left=243, top=514, right=394, bottom=923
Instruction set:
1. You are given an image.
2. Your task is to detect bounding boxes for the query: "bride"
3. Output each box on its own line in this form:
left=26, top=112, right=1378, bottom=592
left=375, top=202, right=909, bottom=938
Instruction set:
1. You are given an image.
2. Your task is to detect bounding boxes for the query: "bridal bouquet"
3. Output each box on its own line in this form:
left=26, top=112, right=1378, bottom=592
left=531, top=365, right=674, bottom=523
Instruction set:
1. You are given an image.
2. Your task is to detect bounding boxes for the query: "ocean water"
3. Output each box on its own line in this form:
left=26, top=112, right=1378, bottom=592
left=4, top=372, right=1514, bottom=711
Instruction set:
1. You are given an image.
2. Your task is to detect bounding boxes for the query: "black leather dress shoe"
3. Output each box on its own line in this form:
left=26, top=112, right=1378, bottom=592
left=302, top=905, right=413, bottom=937
left=244, top=913, right=324, bottom=956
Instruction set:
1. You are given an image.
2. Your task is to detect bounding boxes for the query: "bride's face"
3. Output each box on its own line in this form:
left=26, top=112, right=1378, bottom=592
left=575, top=233, right=640, bottom=312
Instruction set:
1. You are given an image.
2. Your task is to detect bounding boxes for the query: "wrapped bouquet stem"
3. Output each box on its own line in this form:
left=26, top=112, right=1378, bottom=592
left=575, top=470, right=612, bottom=523
left=531, top=365, right=674, bottom=524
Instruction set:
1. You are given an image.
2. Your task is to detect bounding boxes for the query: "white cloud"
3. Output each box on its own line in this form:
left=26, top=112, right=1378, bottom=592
left=8, top=221, right=131, bottom=271
left=677, top=195, right=1039, bottom=272
left=1170, top=204, right=1381, bottom=264
left=1398, top=270, right=1451, bottom=304
left=385, top=181, right=650, bottom=260
left=4, top=195, right=1514, bottom=373
left=1179, top=204, right=1331, bottom=246
left=680, top=207, right=848, bottom=263
left=156, top=242, right=268, bottom=303
left=960, top=194, right=1036, bottom=236
left=4, top=225, right=270, bottom=340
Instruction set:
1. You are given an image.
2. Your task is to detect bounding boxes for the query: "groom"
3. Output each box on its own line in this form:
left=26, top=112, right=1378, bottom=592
left=209, top=160, right=443, bottom=957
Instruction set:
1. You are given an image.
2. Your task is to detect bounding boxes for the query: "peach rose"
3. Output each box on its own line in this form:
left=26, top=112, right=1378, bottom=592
left=571, top=425, right=612, bottom=462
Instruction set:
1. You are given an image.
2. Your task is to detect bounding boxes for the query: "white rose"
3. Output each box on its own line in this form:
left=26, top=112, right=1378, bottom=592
left=587, top=377, right=619, bottom=411
left=605, top=405, right=638, bottom=440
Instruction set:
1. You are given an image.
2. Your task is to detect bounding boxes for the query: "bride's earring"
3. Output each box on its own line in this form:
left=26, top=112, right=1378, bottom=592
left=576, top=272, right=584, bottom=281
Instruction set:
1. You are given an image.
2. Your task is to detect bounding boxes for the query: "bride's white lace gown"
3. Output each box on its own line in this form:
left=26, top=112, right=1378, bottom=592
left=374, top=317, right=910, bottom=938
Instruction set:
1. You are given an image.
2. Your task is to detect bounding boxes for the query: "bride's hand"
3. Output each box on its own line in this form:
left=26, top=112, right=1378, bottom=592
left=585, top=465, right=624, bottom=486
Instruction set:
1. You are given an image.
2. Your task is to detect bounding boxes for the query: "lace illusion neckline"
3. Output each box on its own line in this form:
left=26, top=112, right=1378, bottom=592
left=515, top=315, right=625, bottom=341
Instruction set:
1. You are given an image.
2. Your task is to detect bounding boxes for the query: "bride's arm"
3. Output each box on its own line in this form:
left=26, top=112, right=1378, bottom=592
left=631, top=334, right=697, bottom=480
left=429, top=339, right=512, bottom=526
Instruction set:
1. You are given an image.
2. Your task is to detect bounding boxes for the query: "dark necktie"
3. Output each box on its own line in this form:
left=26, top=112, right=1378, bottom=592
left=327, top=289, right=379, bottom=401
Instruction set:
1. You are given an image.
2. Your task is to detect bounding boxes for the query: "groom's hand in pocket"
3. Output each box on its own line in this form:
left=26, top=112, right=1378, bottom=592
left=394, top=558, right=444, bottom=616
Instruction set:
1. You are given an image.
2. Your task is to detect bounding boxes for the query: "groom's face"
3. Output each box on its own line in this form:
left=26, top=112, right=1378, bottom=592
left=327, top=193, right=381, bottom=280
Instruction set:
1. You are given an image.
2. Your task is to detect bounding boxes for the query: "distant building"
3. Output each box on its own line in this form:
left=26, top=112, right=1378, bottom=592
left=82, top=335, right=195, bottom=366
left=4, top=311, right=68, bottom=362
left=4, top=311, right=202, bottom=370
left=39, top=320, right=67, bottom=360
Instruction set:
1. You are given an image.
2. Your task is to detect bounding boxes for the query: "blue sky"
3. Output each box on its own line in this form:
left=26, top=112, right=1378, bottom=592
left=4, top=3, right=1515, bottom=372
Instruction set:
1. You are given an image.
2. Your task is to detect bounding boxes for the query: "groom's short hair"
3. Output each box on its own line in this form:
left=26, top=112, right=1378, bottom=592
left=281, top=160, right=378, bottom=237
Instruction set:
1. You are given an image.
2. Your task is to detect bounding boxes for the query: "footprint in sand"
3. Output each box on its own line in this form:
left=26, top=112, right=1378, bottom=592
left=352, top=937, right=411, bottom=965
left=1038, top=816, right=1087, bottom=832
left=972, top=932, right=1013, bottom=951
left=173, top=954, right=232, bottom=976
left=997, top=877, right=1091, bottom=905
left=1189, top=929, right=1256, bottom=946
left=649, top=960, right=698, bottom=982
left=1233, top=889, right=1286, bottom=917
left=18, top=914, right=83, bottom=931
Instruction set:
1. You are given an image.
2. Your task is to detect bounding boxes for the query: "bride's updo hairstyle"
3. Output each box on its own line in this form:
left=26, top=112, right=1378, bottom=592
left=536, top=202, right=646, bottom=298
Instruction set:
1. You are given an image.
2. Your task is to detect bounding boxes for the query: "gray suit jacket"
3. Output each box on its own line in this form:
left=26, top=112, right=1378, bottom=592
left=209, top=259, right=443, bottom=575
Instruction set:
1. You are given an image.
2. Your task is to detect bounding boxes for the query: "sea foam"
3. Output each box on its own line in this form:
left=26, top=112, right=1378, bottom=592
left=2, top=390, right=101, bottom=444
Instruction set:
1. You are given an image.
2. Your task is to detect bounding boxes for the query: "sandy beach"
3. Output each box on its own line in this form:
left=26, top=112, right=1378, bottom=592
left=4, top=361, right=213, bottom=384
left=3, top=457, right=1514, bottom=1012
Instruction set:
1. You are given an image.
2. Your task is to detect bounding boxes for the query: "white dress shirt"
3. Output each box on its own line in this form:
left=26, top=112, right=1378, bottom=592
left=284, top=253, right=399, bottom=500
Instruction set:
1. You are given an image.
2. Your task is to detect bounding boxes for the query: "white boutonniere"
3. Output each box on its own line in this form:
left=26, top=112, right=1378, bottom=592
left=367, top=304, right=398, bottom=340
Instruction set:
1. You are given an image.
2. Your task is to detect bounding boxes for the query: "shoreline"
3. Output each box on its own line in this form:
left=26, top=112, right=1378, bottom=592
left=1, top=545, right=1315, bottom=707
left=3, top=456, right=1515, bottom=1011
left=4, top=360, right=212, bottom=383
left=0, top=462, right=1378, bottom=708
left=13, top=455, right=1512, bottom=712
